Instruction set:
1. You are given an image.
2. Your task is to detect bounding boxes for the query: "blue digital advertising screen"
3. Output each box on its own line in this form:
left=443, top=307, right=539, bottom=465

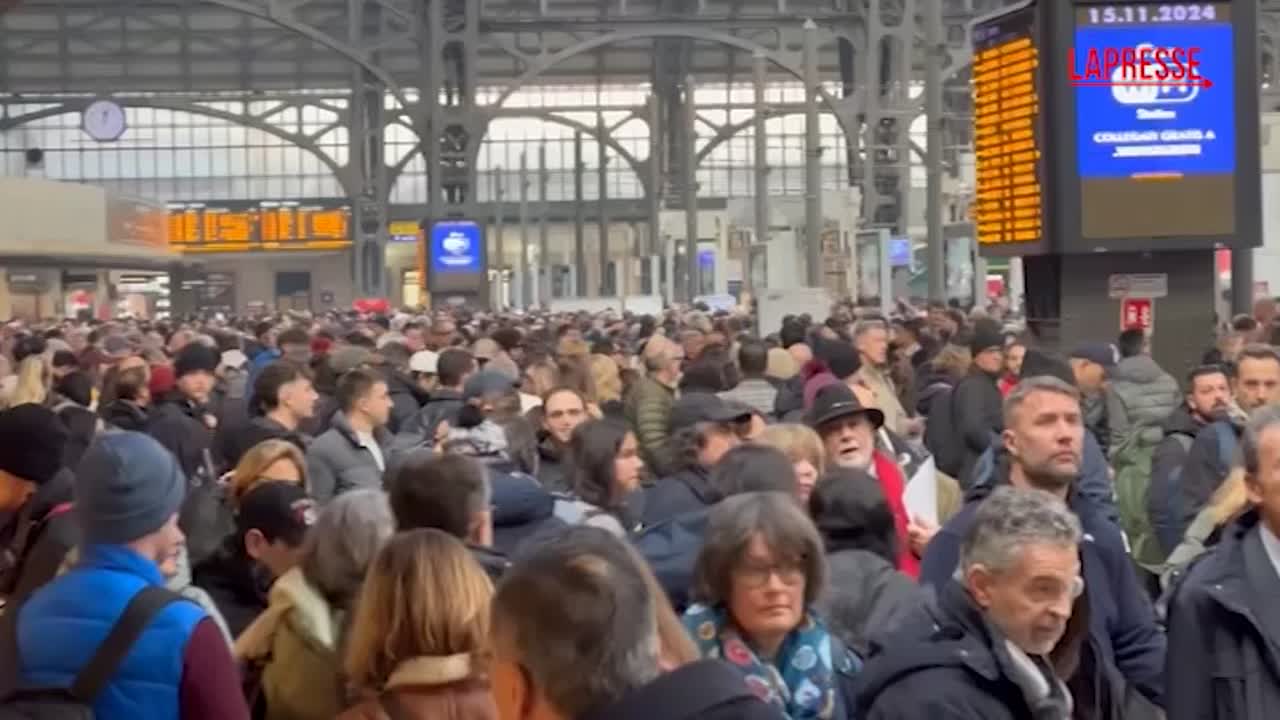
left=1072, top=3, right=1235, bottom=239
left=429, top=220, right=484, bottom=274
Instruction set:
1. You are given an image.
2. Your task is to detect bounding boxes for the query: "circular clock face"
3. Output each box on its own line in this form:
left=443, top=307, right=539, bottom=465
left=82, top=100, right=127, bottom=142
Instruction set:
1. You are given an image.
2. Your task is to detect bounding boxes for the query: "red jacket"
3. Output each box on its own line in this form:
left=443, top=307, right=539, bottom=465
left=872, top=451, right=920, bottom=579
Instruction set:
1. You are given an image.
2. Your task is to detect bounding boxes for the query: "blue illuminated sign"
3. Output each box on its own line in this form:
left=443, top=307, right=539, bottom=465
left=1073, top=22, right=1234, bottom=179
left=888, top=237, right=913, bottom=268
left=430, top=220, right=484, bottom=274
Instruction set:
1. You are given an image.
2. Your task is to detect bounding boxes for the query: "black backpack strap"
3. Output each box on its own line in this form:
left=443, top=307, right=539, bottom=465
left=68, top=586, right=182, bottom=701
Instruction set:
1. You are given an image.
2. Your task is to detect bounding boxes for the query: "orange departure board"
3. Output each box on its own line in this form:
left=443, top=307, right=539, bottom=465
left=972, top=2, right=1043, bottom=248
left=167, top=205, right=352, bottom=252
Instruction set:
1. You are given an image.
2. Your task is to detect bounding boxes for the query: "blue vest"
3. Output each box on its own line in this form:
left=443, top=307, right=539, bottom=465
left=17, top=544, right=207, bottom=720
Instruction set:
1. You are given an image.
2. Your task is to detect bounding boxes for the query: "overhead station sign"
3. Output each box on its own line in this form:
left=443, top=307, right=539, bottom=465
left=1071, top=2, right=1236, bottom=240
left=167, top=203, right=351, bottom=253
left=972, top=0, right=1046, bottom=254
left=970, top=0, right=1258, bottom=257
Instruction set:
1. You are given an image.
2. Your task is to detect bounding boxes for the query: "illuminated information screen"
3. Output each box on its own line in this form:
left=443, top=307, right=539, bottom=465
left=972, top=2, right=1043, bottom=250
left=1073, top=3, right=1235, bottom=240
left=167, top=205, right=352, bottom=253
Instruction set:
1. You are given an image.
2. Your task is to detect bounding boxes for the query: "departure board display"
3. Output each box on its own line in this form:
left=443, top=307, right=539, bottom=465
left=972, top=1, right=1044, bottom=251
left=167, top=204, right=352, bottom=253
left=1073, top=3, right=1236, bottom=241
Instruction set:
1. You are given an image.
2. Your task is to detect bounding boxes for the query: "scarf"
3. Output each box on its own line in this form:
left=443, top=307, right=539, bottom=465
left=682, top=603, right=849, bottom=720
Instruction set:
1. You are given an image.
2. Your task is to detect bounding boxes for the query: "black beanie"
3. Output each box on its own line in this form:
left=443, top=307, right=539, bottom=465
left=969, top=320, right=1004, bottom=356
left=0, top=404, right=69, bottom=485
left=173, top=343, right=220, bottom=379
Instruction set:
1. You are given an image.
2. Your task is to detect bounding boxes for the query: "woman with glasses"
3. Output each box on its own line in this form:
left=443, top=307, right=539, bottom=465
left=683, top=492, right=858, bottom=720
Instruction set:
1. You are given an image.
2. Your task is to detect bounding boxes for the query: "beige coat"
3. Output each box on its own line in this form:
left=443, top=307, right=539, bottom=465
left=236, top=567, right=347, bottom=720
left=857, top=365, right=910, bottom=436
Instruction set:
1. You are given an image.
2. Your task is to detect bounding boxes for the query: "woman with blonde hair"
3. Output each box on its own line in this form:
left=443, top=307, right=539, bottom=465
left=8, top=355, right=50, bottom=408
left=339, top=528, right=496, bottom=720
left=228, top=438, right=308, bottom=510
left=757, top=423, right=826, bottom=505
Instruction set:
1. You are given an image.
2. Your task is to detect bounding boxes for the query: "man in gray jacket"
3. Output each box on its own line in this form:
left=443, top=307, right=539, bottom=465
left=305, top=367, right=395, bottom=504
left=1107, top=328, right=1182, bottom=454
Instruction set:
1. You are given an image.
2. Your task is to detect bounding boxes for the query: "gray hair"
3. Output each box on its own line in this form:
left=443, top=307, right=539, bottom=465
left=1003, top=375, right=1081, bottom=426
left=959, top=486, right=1082, bottom=574
left=694, top=492, right=826, bottom=606
left=301, top=489, right=394, bottom=608
left=1241, top=405, right=1280, bottom=475
left=851, top=319, right=888, bottom=340
left=491, top=527, right=660, bottom=717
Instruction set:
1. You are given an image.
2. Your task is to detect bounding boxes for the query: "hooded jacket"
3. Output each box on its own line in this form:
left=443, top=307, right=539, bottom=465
left=1105, top=355, right=1182, bottom=454
left=854, top=580, right=1074, bottom=720
left=1165, top=509, right=1280, bottom=720
left=918, top=448, right=1166, bottom=711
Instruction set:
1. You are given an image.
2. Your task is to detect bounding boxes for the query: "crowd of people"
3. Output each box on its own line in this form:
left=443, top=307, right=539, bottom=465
left=0, top=296, right=1277, bottom=719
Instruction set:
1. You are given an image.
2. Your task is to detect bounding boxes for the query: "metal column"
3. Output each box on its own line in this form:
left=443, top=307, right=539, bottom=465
left=493, top=169, right=506, bottom=308
left=647, top=95, right=663, bottom=290
left=538, top=143, right=550, bottom=304
left=753, top=52, right=770, bottom=252
left=574, top=131, right=587, bottom=297
left=597, top=112, right=610, bottom=297
left=924, top=0, right=946, bottom=302
left=802, top=18, right=822, bottom=289
left=517, top=153, right=529, bottom=309
left=683, top=75, right=700, bottom=303
left=347, top=0, right=388, bottom=299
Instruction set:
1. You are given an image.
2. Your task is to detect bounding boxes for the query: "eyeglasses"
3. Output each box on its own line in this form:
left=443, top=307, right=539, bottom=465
left=736, top=561, right=805, bottom=588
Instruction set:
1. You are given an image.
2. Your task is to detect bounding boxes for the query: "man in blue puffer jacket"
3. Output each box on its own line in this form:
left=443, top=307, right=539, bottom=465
left=14, top=432, right=248, bottom=720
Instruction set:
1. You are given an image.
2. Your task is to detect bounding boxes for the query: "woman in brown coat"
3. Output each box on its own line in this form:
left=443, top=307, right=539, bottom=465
left=339, top=528, right=495, bottom=720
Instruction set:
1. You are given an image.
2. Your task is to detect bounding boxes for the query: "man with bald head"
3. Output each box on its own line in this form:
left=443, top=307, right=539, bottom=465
left=625, top=335, right=684, bottom=476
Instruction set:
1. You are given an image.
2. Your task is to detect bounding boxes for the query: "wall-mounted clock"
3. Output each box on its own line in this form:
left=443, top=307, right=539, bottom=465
left=82, top=99, right=127, bottom=142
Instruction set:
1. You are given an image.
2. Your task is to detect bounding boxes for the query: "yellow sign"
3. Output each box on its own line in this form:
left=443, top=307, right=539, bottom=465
left=167, top=206, right=352, bottom=252
left=972, top=8, right=1043, bottom=246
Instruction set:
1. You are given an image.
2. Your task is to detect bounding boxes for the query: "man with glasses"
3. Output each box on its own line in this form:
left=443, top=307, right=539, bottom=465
left=919, top=376, right=1166, bottom=717
left=856, top=487, right=1083, bottom=720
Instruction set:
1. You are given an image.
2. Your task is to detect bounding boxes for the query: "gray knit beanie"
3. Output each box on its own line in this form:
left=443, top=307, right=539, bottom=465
left=75, top=431, right=187, bottom=545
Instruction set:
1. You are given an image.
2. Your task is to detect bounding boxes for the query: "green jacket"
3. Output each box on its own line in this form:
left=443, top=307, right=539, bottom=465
left=625, top=375, right=677, bottom=477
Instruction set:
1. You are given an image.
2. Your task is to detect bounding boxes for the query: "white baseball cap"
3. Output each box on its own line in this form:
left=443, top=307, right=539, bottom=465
left=409, top=350, right=439, bottom=374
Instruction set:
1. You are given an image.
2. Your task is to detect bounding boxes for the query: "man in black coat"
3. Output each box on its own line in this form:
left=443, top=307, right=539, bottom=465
left=856, top=487, right=1081, bottom=720
left=1148, top=364, right=1230, bottom=555
left=147, top=342, right=222, bottom=481
left=951, top=320, right=1005, bottom=486
left=1165, top=407, right=1280, bottom=720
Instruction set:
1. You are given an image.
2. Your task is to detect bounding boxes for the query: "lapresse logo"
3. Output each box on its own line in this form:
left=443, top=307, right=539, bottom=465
left=1069, top=44, right=1209, bottom=104
left=439, top=230, right=474, bottom=266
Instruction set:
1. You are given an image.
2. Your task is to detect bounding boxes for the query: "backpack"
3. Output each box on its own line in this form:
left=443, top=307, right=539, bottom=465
left=0, top=586, right=181, bottom=720
left=922, top=383, right=963, bottom=478
left=1111, top=423, right=1172, bottom=568
left=1146, top=422, right=1236, bottom=560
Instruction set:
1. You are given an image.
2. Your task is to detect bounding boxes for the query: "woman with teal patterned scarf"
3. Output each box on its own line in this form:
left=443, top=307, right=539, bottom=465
left=683, top=492, right=860, bottom=720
